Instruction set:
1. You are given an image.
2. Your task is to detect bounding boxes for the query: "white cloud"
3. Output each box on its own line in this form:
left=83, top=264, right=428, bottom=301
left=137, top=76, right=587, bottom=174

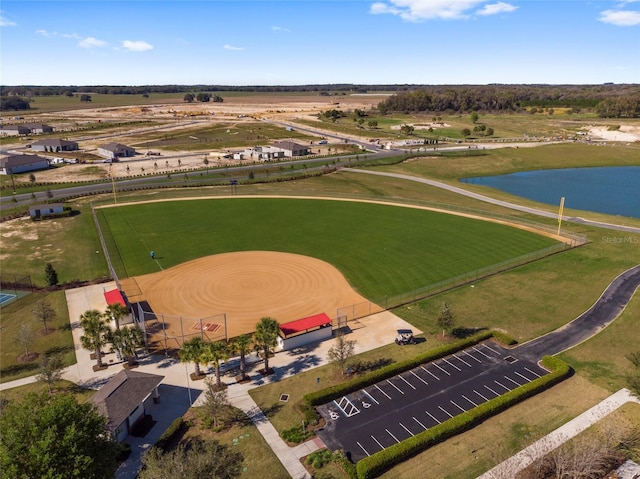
left=61, top=32, right=80, bottom=39
left=370, top=0, right=490, bottom=21
left=0, top=14, right=16, bottom=27
left=598, top=9, right=640, bottom=26
left=272, top=26, right=291, bottom=32
left=224, top=44, right=244, bottom=51
left=79, top=36, right=107, bottom=48
left=122, top=40, right=154, bottom=51
left=476, top=2, right=517, bottom=16
left=36, top=29, right=53, bottom=37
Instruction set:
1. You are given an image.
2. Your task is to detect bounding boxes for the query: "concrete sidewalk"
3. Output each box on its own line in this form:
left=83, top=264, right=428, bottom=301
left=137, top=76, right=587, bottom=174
left=478, top=388, right=640, bottom=479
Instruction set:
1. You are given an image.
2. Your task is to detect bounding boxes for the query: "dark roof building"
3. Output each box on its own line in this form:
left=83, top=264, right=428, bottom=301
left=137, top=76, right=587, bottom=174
left=0, top=154, right=50, bottom=175
left=98, top=143, right=136, bottom=159
left=30, top=139, right=78, bottom=152
left=90, top=369, right=164, bottom=442
left=273, top=140, right=310, bottom=157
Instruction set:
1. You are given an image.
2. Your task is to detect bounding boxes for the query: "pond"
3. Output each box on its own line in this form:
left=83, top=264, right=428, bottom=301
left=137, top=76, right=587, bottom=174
left=460, top=166, right=640, bottom=219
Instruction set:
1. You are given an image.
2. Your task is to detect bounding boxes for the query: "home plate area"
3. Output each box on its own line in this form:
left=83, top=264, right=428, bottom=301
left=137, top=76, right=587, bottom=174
left=191, top=321, right=220, bottom=332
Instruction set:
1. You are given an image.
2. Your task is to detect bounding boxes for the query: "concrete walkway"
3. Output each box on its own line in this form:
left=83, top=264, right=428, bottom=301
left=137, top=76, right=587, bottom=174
left=478, top=388, right=640, bottom=479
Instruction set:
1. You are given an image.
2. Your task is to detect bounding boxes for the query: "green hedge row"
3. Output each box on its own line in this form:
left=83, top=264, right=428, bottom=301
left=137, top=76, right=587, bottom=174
left=304, top=331, right=495, bottom=407
left=154, top=417, right=185, bottom=452
left=355, top=355, right=572, bottom=479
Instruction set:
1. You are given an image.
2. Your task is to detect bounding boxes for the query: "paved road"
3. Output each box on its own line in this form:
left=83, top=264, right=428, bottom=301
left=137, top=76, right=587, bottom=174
left=342, top=168, right=640, bottom=234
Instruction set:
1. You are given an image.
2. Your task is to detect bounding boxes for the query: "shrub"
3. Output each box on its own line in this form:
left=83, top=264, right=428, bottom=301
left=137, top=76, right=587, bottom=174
left=282, top=425, right=313, bottom=444
left=155, top=417, right=185, bottom=451
left=306, top=449, right=333, bottom=468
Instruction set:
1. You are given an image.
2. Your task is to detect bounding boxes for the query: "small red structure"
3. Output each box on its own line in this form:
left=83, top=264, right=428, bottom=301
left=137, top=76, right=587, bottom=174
left=104, top=289, right=126, bottom=307
left=278, top=313, right=333, bottom=350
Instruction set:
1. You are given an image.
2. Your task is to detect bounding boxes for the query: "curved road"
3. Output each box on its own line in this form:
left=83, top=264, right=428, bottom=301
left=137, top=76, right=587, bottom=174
left=342, top=168, right=640, bottom=234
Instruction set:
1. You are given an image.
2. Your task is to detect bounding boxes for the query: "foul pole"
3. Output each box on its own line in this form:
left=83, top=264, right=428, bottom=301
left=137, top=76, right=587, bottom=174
left=557, top=196, right=565, bottom=236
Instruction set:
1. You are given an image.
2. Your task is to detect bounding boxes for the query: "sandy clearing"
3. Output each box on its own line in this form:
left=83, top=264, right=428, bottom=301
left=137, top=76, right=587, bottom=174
left=122, top=251, right=371, bottom=343
left=587, top=125, right=640, bottom=142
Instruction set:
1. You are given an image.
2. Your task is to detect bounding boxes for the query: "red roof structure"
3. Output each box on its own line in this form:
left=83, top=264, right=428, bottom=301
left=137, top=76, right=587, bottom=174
left=280, top=313, right=332, bottom=337
left=104, top=289, right=126, bottom=307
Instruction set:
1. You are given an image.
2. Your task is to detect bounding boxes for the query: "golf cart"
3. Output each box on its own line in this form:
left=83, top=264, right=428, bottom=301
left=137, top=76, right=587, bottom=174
left=395, top=329, right=416, bottom=345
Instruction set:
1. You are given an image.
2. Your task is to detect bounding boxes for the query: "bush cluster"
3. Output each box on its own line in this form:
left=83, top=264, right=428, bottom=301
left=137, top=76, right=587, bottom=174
left=154, top=417, right=185, bottom=452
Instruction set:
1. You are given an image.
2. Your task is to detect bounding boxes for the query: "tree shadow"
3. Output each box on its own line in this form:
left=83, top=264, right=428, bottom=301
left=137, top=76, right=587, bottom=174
left=451, top=326, right=487, bottom=339
left=350, top=357, right=393, bottom=375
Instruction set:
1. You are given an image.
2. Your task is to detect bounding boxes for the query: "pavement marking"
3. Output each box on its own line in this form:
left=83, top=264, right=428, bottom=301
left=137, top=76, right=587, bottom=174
left=485, top=384, right=501, bottom=397
left=525, top=367, right=542, bottom=378
left=452, top=353, right=472, bottom=367
left=462, top=394, right=479, bottom=407
left=483, top=343, right=501, bottom=355
left=472, top=346, right=491, bottom=359
left=387, top=379, right=405, bottom=395
left=357, top=442, right=371, bottom=457
left=400, top=422, right=414, bottom=437
left=505, top=375, right=522, bottom=387
left=386, top=428, right=401, bottom=443
left=421, top=366, right=440, bottom=380
left=474, top=389, right=490, bottom=401
left=434, top=362, right=451, bottom=376
left=363, top=389, right=379, bottom=405
left=410, top=370, right=429, bottom=385
left=426, top=411, right=441, bottom=424
left=438, top=405, right=454, bottom=418
left=374, top=384, right=392, bottom=400
left=413, top=416, right=428, bottom=430
left=371, top=435, right=385, bottom=450
left=450, top=400, right=466, bottom=412
left=494, top=380, right=511, bottom=391
left=398, top=374, right=417, bottom=390
left=334, top=396, right=360, bottom=417
left=443, top=357, right=462, bottom=371
left=464, top=350, right=483, bottom=363
left=515, top=370, right=532, bottom=383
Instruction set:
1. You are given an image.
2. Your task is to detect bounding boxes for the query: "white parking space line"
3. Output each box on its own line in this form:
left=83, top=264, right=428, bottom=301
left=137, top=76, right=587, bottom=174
left=482, top=343, right=501, bottom=355
left=443, top=358, right=462, bottom=371
left=438, top=405, right=454, bottom=418
left=434, top=362, right=451, bottom=376
left=334, top=396, right=360, bottom=417
left=421, top=366, right=440, bottom=380
left=410, top=370, right=429, bottom=385
left=371, top=435, right=385, bottom=450
left=525, top=367, right=542, bottom=378
left=400, top=422, right=414, bottom=437
left=363, top=389, right=379, bottom=405
left=398, top=374, right=417, bottom=390
left=514, top=371, right=532, bottom=383
left=484, top=384, right=500, bottom=397
left=387, top=379, right=405, bottom=395
left=386, top=429, right=401, bottom=443
left=357, top=442, right=371, bottom=457
left=472, top=346, right=491, bottom=359
left=463, top=394, right=479, bottom=407
left=505, top=375, right=522, bottom=387
left=494, top=380, right=510, bottom=391
left=374, top=384, right=391, bottom=400
left=463, top=350, right=482, bottom=363
left=426, top=411, right=441, bottom=424
left=450, top=400, right=466, bottom=412
left=474, top=389, right=490, bottom=401
left=413, top=416, right=428, bottom=430
left=453, top=353, right=472, bottom=367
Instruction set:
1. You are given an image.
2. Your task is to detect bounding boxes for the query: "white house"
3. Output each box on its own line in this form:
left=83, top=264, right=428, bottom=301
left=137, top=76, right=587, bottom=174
left=24, top=123, right=54, bottom=134
left=242, top=146, right=286, bottom=161
left=98, top=143, right=136, bottom=160
left=0, top=125, right=31, bottom=136
left=28, top=204, right=64, bottom=220
left=0, top=155, right=50, bottom=175
left=30, top=139, right=78, bottom=152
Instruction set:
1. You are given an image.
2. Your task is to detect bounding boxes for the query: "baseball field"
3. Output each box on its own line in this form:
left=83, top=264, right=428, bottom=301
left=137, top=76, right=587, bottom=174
left=95, top=196, right=560, bottom=344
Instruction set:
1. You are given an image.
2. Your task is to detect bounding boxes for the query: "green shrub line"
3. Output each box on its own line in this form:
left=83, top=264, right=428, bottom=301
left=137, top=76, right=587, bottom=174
left=355, top=355, right=572, bottom=479
left=304, top=331, right=497, bottom=407
left=154, top=417, right=185, bottom=452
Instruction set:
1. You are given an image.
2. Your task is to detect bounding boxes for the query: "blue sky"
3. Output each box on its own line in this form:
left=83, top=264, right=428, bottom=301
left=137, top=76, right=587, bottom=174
left=1, top=0, right=639, bottom=86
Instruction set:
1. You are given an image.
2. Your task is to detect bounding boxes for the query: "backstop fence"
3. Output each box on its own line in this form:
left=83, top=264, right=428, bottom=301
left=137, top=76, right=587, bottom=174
left=0, top=273, right=34, bottom=293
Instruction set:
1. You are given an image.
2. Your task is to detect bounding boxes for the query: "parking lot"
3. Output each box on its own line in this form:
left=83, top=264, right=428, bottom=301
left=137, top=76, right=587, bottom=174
left=316, top=341, right=549, bottom=462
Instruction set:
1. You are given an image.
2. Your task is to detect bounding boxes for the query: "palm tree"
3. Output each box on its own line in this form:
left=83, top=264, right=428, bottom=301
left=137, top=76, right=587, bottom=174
left=203, top=340, right=228, bottom=388
left=112, top=325, right=144, bottom=367
left=230, top=334, right=253, bottom=381
left=105, top=302, right=129, bottom=330
left=79, top=309, right=110, bottom=370
left=179, top=336, right=206, bottom=378
left=254, top=317, right=279, bottom=373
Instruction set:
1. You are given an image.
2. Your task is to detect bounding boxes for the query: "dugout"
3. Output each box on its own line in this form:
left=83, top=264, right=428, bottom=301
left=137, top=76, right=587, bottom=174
left=277, top=312, right=333, bottom=351
left=104, top=288, right=134, bottom=327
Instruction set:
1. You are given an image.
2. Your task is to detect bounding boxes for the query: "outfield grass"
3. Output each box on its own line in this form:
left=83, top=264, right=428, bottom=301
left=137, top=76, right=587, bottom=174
left=96, top=198, right=557, bottom=299
left=0, top=290, right=75, bottom=383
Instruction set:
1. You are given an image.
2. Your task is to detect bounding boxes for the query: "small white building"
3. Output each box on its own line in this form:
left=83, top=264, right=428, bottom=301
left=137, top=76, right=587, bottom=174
left=29, top=203, right=64, bottom=220
left=24, top=123, right=54, bottom=134
left=98, top=143, right=136, bottom=160
left=0, top=154, right=50, bottom=175
left=242, top=146, right=286, bottom=161
left=0, top=125, right=31, bottom=136
left=272, top=141, right=310, bottom=157
left=277, top=313, right=333, bottom=351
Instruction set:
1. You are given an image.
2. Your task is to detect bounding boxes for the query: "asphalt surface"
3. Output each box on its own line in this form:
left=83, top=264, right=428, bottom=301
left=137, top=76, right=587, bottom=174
left=317, top=264, right=640, bottom=462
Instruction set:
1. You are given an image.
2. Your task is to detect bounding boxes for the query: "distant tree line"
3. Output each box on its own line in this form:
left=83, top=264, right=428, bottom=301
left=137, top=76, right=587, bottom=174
left=377, top=84, right=640, bottom=118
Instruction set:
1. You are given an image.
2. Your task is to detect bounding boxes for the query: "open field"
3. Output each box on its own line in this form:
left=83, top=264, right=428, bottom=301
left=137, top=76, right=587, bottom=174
left=96, top=197, right=558, bottom=300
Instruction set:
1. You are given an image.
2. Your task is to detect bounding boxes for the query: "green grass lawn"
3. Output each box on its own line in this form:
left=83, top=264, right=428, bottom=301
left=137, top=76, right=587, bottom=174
left=96, top=198, right=558, bottom=299
left=0, top=290, right=75, bottom=383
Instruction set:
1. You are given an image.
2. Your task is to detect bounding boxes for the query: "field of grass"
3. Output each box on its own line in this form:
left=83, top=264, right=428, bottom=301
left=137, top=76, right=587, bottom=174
left=96, top=197, right=557, bottom=299
left=0, top=290, right=75, bottom=383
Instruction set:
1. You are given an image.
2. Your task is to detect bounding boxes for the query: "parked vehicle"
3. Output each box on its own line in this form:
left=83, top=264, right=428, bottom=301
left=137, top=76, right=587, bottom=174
left=395, top=329, right=416, bottom=345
